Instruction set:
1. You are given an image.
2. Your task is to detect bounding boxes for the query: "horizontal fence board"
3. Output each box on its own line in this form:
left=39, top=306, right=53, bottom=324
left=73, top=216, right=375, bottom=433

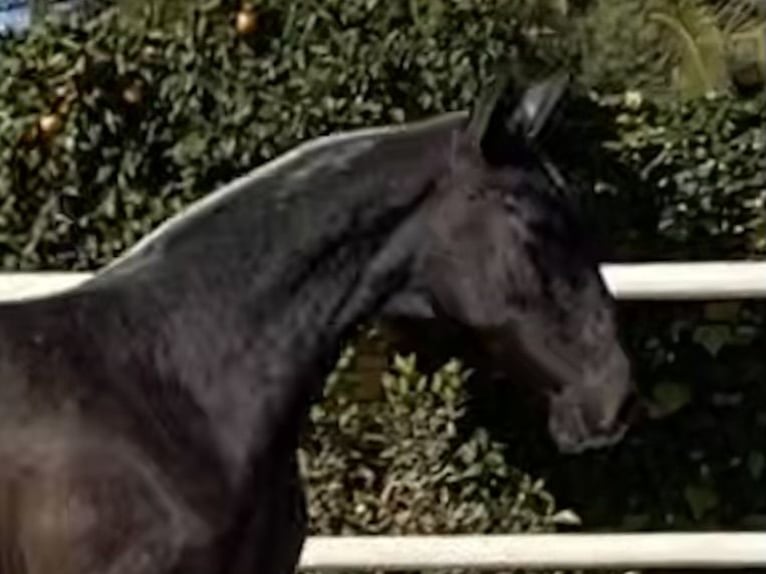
left=0, top=272, right=90, bottom=301
left=0, top=261, right=764, bottom=302
left=298, top=533, right=766, bottom=571
left=602, top=261, right=766, bottom=300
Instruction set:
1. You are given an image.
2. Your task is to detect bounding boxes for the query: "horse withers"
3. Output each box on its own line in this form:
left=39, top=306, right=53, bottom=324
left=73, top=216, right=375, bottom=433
left=0, top=70, right=639, bottom=573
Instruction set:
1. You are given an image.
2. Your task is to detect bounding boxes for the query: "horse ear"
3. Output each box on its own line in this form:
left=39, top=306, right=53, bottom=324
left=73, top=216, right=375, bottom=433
left=508, top=71, right=571, bottom=142
left=466, top=68, right=571, bottom=165
left=465, top=67, right=518, bottom=149
left=465, top=65, right=525, bottom=165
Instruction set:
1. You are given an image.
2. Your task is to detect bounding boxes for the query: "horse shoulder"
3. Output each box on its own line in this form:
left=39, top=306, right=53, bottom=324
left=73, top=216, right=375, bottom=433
left=0, top=420, right=210, bottom=574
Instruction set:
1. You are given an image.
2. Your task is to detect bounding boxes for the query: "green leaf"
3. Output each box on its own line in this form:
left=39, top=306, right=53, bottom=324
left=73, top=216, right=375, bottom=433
left=551, top=509, right=582, bottom=527
left=747, top=451, right=765, bottom=480
left=684, top=484, right=719, bottom=520
left=652, top=381, right=692, bottom=415
left=693, top=324, right=733, bottom=356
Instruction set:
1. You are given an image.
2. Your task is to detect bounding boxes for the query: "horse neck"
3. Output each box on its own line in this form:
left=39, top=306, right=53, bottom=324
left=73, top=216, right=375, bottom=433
left=94, top=114, right=463, bottom=479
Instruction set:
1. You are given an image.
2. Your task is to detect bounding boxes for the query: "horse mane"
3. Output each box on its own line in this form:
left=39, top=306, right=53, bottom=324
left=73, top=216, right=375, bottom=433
left=98, top=112, right=468, bottom=279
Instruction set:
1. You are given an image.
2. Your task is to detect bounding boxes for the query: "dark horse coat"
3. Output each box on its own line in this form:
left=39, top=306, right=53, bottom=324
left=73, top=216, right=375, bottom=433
left=0, top=70, right=639, bottom=573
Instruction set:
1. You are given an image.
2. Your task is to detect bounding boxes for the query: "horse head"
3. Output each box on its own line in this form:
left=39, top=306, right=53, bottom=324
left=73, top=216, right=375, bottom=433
left=384, top=70, right=641, bottom=454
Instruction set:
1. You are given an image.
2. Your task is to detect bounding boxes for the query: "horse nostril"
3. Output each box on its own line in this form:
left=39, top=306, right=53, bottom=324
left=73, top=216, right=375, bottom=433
left=597, top=414, right=621, bottom=434
left=595, top=392, right=640, bottom=433
left=616, top=392, right=643, bottom=426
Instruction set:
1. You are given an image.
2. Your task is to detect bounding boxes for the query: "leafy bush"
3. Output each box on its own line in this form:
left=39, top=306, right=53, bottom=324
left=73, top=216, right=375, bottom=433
left=592, top=91, right=765, bottom=260
left=303, top=351, right=570, bottom=537
left=0, top=0, right=566, bottom=270
left=575, top=0, right=672, bottom=93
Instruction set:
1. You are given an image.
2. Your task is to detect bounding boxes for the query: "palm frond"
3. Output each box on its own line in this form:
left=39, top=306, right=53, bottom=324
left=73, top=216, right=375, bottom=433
left=713, top=0, right=762, bottom=34
left=649, top=0, right=730, bottom=96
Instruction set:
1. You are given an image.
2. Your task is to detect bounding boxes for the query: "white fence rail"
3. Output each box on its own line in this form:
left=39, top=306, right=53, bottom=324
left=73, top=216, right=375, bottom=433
left=0, top=260, right=765, bottom=301
left=298, top=533, right=766, bottom=571
left=1, top=263, right=764, bottom=571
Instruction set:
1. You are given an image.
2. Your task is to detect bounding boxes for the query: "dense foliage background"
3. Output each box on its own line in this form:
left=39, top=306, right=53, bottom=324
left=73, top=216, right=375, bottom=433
left=0, top=0, right=764, bottom=571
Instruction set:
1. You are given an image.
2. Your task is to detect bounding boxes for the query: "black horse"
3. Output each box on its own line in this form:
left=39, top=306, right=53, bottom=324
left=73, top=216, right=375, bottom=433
left=0, top=70, right=639, bottom=573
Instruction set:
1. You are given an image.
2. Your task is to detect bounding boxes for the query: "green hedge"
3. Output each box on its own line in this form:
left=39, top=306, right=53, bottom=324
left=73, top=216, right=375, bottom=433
left=1, top=0, right=764, bottom=543
left=0, top=0, right=568, bottom=270
left=304, top=351, right=568, bottom=537
left=593, top=92, right=765, bottom=261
